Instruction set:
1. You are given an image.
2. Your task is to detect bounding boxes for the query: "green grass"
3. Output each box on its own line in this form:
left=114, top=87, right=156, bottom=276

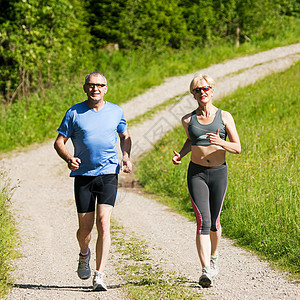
left=135, top=61, right=300, bottom=277
left=0, top=27, right=299, bottom=296
left=1, top=27, right=300, bottom=153
left=111, top=221, right=203, bottom=299
left=0, top=172, right=20, bottom=297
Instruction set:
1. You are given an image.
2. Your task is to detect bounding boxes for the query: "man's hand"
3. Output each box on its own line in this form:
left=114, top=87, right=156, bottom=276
left=121, top=158, right=132, bottom=173
left=67, top=157, right=81, bottom=171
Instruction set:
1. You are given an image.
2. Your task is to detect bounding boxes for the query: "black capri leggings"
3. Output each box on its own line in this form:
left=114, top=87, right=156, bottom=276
left=187, top=161, right=228, bottom=235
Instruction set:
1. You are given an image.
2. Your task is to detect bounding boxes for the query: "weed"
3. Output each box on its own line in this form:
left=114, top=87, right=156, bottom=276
left=111, top=221, right=203, bottom=299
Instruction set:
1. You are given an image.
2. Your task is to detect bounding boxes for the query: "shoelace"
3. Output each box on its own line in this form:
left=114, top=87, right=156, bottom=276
left=210, top=256, right=218, bottom=269
left=78, top=256, right=89, bottom=270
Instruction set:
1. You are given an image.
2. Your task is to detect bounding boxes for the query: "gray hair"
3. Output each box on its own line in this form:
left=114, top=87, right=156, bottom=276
left=85, top=71, right=107, bottom=85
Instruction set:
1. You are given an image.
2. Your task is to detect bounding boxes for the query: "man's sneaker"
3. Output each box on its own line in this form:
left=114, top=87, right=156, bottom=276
left=210, top=255, right=219, bottom=278
left=93, top=271, right=108, bottom=291
left=199, top=267, right=212, bottom=288
left=77, top=249, right=91, bottom=280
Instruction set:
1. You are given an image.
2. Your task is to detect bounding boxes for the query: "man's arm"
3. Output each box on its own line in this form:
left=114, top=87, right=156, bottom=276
left=118, top=129, right=132, bottom=173
left=54, top=134, right=81, bottom=170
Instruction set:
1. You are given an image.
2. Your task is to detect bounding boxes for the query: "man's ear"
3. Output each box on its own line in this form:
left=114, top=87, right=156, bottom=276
left=104, top=85, right=108, bottom=94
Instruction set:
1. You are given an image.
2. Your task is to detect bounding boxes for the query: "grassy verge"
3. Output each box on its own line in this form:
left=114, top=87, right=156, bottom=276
left=135, top=61, right=300, bottom=277
left=0, top=28, right=300, bottom=153
left=0, top=172, right=20, bottom=297
left=111, top=221, right=203, bottom=299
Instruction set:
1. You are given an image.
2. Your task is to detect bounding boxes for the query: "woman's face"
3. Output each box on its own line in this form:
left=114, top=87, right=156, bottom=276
left=192, top=79, right=214, bottom=105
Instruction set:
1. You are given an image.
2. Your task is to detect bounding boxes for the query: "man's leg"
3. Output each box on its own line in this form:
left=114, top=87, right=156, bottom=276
left=77, top=212, right=95, bottom=254
left=76, top=212, right=94, bottom=280
left=95, top=204, right=113, bottom=273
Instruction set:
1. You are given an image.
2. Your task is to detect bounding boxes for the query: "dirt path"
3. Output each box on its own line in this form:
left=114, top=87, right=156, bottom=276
left=2, top=44, right=300, bottom=300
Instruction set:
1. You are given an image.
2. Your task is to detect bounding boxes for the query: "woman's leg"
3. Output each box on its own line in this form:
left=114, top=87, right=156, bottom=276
left=210, top=226, right=221, bottom=257
left=196, top=233, right=211, bottom=268
left=187, top=162, right=211, bottom=269
left=208, top=164, right=228, bottom=256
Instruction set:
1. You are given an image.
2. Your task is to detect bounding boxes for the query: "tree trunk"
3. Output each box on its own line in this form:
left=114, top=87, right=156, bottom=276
left=236, top=22, right=240, bottom=47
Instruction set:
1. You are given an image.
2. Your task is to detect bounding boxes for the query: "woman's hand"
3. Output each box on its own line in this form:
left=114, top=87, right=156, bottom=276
left=172, top=150, right=182, bottom=165
left=207, top=129, right=223, bottom=146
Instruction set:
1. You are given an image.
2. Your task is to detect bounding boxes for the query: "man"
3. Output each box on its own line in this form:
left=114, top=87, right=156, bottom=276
left=54, top=71, right=132, bottom=291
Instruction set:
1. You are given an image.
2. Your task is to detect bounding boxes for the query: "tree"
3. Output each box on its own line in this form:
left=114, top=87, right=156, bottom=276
left=86, top=0, right=187, bottom=49
left=0, top=0, right=90, bottom=103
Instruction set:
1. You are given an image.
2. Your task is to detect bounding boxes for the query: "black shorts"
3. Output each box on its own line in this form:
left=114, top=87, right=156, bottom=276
left=74, top=174, right=118, bottom=213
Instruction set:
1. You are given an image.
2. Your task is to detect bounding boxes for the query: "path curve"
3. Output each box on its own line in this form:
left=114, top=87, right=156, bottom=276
left=2, top=43, right=300, bottom=300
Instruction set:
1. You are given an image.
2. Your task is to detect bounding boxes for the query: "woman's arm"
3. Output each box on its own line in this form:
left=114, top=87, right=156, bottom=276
left=172, top=138, right=192, bottom=165
left=207, top=111, right=241, bottom=154
left=172, top=113, right=192, bottom=165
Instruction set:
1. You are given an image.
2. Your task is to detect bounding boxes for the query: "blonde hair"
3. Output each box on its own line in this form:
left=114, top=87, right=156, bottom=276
left=189, top=73, right=215, bottom=93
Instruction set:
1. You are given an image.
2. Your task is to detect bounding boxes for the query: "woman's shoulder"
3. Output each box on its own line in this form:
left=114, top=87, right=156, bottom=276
left=181, top=111, right=194, bottom=125
left=220, top=110, right=235, bottom=125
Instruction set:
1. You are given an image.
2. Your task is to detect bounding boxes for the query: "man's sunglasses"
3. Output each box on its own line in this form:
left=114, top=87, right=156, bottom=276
left=193, top=86, right=212, bottom=94
left=86, top=83, right=106, bottom=89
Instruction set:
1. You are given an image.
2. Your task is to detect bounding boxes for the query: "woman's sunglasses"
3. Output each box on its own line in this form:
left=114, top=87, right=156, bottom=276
left=193, top=86, right=212, bottom=94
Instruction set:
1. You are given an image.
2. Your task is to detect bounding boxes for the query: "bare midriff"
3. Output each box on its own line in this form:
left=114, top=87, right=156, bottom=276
left=191, top=145, right=226, bottom=167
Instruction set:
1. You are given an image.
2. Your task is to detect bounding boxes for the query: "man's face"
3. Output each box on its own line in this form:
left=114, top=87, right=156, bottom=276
left=83, top=75, right=107, bottom=102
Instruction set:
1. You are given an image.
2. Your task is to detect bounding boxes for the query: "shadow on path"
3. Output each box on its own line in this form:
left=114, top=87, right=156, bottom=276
left=12, top=283, right=124, bottom=293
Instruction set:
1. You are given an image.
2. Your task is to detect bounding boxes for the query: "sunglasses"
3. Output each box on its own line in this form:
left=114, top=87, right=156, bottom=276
left=86, top=83, right=106, bottom=89
left=193, top=86, right=212, bottom=94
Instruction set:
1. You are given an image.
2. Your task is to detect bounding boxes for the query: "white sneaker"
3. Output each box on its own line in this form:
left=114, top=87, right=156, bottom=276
left=210, top=255, right=219, bottom=278
left=199, top=267, right=212, bottom=288
left=77, top=249, right=91, bottom=280
left=93, top=271, right=108, bottom=291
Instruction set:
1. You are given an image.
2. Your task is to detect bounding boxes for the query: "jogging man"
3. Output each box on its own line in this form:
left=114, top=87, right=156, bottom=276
left=54, top=71, right=132, bottom=291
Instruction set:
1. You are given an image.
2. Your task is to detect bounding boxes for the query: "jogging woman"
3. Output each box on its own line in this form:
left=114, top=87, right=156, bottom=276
left=172, top=73, right=241, bottom=288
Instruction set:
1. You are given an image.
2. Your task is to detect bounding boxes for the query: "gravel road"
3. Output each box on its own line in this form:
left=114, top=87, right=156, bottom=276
left=2, top=43, right=300, bottom=300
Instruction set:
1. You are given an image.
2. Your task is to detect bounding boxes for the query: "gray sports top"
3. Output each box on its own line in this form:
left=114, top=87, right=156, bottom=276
left=188, top=109, right=227, bottom=146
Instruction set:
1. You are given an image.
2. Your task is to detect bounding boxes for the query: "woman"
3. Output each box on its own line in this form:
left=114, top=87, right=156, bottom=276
left=172, top=73, right=241, bottom=288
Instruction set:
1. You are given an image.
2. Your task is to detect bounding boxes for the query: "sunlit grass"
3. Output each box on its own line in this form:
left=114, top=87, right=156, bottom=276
left=0, top=173, right=20, bottom=297
left=112, top=221, right=203, bottom=299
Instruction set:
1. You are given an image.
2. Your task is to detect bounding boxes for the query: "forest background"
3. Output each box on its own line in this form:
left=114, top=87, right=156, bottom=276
left=1, top=0, right=299, bottom=106
left=0, top=0, right=299, bottom=296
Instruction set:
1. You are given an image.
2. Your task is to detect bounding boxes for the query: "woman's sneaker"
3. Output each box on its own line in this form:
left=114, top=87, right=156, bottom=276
left=93, top=271, right=108, bottom=291
left=210, top=255, right=219, bottom=278
left=199, top=267, right=212, bottom=288
left=77, top=249, right=91, bottom=280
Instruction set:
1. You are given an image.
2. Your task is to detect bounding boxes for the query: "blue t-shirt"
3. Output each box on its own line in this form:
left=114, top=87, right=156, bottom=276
left=57, top=101, right=127, bottom=176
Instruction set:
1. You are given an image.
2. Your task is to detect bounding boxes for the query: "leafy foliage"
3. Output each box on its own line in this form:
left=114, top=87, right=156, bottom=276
left=0, top=0, right=90, bottom=103
left=0, top=0, right=298, bottom=103
left=87, top=0, right=186, bottom=49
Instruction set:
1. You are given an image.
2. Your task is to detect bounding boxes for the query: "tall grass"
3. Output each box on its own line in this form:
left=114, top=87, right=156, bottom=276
left=1, top=28, right=300, bottom=153
left=0, top=172, right=20, bottom=297
left=136, top=61, right=300, bottom=276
